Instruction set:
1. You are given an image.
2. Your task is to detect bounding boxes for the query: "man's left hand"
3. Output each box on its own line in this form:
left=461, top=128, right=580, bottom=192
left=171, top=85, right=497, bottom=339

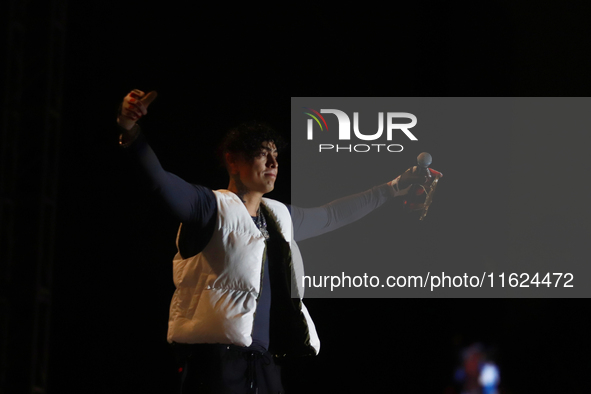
left=389, top=167, right=442, bottom=197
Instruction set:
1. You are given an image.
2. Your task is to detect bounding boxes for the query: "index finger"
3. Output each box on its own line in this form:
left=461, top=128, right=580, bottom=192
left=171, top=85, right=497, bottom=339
left=141, top=91, right=158, bottom=107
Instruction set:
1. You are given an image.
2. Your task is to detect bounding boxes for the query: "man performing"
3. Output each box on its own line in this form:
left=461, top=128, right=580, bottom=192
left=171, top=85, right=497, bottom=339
left=117, top=89, right=439, bottom=393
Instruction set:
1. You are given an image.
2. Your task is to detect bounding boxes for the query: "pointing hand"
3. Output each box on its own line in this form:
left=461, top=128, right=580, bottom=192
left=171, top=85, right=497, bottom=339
left=117, top=89, right=158, bottom=131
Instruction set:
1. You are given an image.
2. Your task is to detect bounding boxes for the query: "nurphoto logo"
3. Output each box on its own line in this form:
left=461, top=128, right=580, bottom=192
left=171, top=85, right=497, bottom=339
left=303, top=108, right=418, bottom=153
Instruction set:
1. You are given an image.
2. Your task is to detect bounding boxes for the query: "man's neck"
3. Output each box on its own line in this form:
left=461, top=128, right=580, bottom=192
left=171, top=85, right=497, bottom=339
left=228, top=182, right=263, bottom=216
left=242, top=193, right=263, bottom=217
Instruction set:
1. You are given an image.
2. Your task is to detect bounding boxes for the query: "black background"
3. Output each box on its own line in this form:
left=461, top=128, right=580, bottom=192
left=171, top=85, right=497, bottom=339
left=5, top=1, right=591, bottom=393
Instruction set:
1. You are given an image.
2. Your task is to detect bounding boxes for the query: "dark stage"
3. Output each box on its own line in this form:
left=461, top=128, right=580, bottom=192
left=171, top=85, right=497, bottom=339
left=2, top=1, right=591, bottom=393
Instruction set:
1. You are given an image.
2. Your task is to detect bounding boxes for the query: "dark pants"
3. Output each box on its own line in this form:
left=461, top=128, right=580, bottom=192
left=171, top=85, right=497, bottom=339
left=173, top=343, right=284, bottom=394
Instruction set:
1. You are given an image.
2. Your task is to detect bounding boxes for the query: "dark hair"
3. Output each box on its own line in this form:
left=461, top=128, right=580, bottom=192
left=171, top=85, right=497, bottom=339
left=218, top=121, right=286, bottom=167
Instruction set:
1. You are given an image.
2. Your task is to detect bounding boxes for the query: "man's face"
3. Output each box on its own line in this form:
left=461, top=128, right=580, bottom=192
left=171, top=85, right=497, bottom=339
left=233, top=141, right=278, bottom=194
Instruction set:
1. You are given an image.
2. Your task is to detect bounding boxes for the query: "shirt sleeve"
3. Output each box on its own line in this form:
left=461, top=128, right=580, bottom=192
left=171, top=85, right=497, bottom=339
left=289, top=183, right=395, bottom=242
left=121, top=131, right=217, bottom=258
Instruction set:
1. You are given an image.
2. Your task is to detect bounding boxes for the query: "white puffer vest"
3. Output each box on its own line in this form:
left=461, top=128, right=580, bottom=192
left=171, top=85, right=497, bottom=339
left=167, top=190, right=320, bottom=356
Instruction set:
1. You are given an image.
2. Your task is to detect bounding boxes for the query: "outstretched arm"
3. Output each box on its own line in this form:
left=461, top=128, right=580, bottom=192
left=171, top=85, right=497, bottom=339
left=290, top=183, right=394, bottom=242
left=290, top=166, right=441, bottom=242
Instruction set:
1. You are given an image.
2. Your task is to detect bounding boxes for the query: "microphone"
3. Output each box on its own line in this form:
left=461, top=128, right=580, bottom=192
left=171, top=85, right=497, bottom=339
left=404, top=152, right=433, bottom=214
left=417, top=152, right=432, bottom=173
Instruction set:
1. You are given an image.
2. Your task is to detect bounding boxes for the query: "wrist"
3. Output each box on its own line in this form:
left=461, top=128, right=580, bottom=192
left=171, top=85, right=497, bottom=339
left=119, top=123, right=140, bottom=147
left=117, top=115, right=136, bottom=131
left=389, top=177, right=411, bottom=197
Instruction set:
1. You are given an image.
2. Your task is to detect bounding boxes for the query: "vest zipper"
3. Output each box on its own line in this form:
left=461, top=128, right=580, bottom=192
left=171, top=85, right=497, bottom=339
left=250, top=241, right=267, bottom=337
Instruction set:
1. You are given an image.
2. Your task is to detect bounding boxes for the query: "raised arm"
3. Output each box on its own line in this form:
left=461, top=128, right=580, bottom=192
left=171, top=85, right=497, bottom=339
left=117, top=89, right=216, bottom=225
